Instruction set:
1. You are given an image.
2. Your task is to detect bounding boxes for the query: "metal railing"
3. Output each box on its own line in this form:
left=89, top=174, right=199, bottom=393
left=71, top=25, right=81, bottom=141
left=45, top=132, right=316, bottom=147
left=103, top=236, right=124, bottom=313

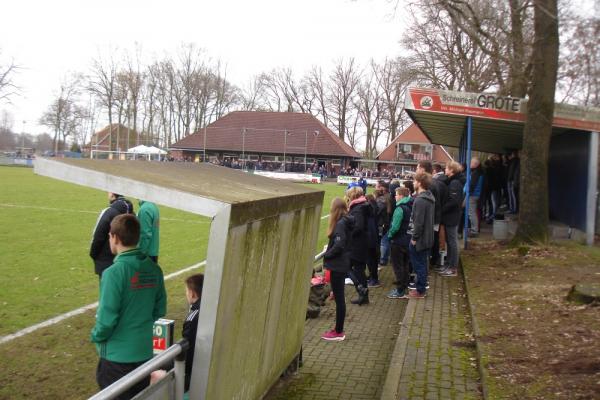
left=88, top=339, right=188, bottom=400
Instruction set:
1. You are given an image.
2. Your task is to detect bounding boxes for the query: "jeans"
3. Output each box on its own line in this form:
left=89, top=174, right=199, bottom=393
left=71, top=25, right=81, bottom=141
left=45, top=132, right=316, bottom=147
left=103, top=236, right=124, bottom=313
left=380, top=234, right=390, bottom=264
left=508, top=181, right=518, bottom=213
left=330, top=270, right=346, bottom=333
left=445, top=225, right=459, bottom=268
left=409, top=243, right=429, bottom=294
left=468, top=196, right=480, bottom=233
left=431, top=228, right=440, bottom=265
left=391, top=244, right=410, bottom=291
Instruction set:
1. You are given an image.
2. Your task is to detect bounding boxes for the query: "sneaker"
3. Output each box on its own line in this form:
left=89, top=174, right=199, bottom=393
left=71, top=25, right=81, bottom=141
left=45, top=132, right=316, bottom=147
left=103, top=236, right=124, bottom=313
left=408, top=281, right=429, bottom=290
left=439, top=268, right=457, bottom=277
left=433, top=265, right=447, bottom=272
left=344, top=278, right=354, bottom=285
left=387, top=288, right=408, bottom=299
left=367, top=279, right=381, bottom=288
left=408, top=289, right=426, bottom=299
left=321, top=329, right=345, bottom=341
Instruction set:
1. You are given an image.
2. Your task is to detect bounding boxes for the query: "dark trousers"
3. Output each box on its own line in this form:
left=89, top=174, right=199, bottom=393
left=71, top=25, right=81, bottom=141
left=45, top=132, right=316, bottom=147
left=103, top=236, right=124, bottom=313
left=349, top=259, right=368, bottom=289
left=391, top=244, right=410, bottom=291
left=330, top=270, right=346, bottom=333
left=366, top=246, right=379, bottom=281
left=409, top=243, right=430, bottom=294
left=431, top=229, right=440, bottom=265
left=96, top=358, right=149, bottom=400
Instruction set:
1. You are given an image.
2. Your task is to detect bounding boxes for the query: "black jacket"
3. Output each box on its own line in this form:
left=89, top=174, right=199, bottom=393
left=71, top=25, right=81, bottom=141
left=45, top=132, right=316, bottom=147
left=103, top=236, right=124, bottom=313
left=429, top=177, right=447, bottom=226
left=408, top=190, right=435, bottom=251
left=183, top=299, right=200, bottom=392
left=89, top=197, right=134, bottom=276
left=441, top=173, right=466, bottom=227
left=375, top=193, right=390, bottom=235
left=323, top=215, right=354, bottom=273
left=348, top=197, right=371, bottom=263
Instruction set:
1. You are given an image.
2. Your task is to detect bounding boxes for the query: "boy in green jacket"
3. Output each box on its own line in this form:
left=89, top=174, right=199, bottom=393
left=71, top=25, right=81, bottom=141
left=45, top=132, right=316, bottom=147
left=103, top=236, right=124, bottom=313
left=91, top=214, right=167, bottom=399
left=137, top=200, right=160, bottom=263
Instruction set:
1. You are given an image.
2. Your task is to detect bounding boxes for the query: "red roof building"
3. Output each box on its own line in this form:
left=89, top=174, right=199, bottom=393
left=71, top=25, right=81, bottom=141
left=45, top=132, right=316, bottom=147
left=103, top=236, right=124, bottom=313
left=170, top=111, right=361, bottom=171
left=86, top=124, right=142, bottom=153
left=376, top=123, right=453, bottom=173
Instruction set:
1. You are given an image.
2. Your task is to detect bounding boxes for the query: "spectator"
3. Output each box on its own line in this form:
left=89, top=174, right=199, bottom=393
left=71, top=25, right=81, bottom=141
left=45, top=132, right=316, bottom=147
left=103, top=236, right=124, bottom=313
left=416, top=161, right=448, bottom=268
left=321, top=198, right=354, bottom=341
left=90, top=193, right=134, bottom=279
left=436, top=162, right=466, bottom=277
left=137, top=200, right=160, bottom=263
left=507, top=150, right=520, bottom=214
left=467, top=157, right=484, bottom=236
left=91, top=214, right=166, bottom=400
left=346, top=186, right=371, bottom=306
left=407, top=172, right=435, bottom=299
left=365, top=194, right=381, bottom=288
left=386, top=187, right=413, bottom=299
left=375, top=180, right=391, bottom=266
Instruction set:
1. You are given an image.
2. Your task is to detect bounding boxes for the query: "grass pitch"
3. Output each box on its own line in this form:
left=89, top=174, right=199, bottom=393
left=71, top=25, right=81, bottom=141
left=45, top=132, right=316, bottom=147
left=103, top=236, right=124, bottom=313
left=0, top=166, right=347, bottom=399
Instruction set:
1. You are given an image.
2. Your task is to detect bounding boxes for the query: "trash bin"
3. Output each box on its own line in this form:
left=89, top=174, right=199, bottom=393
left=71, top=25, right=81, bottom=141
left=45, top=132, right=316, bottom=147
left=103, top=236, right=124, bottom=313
left=493, top=219, right=509, bottom=240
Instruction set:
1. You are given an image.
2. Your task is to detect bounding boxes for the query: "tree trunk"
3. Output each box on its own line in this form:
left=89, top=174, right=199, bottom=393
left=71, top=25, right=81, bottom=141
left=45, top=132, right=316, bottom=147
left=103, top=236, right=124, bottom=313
left=514, top=0, right=559, bottom=243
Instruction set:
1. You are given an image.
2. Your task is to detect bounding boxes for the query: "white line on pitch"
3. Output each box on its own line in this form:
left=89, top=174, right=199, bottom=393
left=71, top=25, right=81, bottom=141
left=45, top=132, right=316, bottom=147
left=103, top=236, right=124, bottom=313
left=0, top=204, right=208, bottom=224
left=321, top=214, right=329, bottom=220
left=0, top=260, right=207, bottom=345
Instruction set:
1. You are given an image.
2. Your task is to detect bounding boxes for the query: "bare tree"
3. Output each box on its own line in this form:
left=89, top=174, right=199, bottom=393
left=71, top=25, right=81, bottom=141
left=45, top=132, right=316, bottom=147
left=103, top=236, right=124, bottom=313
left=39, top=74, right=83, bottom=152
left=328, top=58, right=361, bottom=141
left=0, top=51, right=20, bottom=104
left=356, top=65, right=385, bottom=158
left=88, top=54, right=118, bottom=150
left=558, top=16, right=600, bottom=107
left=515, top=0, right=559, bottom=243
left=305, top=66, right=330, bottom=125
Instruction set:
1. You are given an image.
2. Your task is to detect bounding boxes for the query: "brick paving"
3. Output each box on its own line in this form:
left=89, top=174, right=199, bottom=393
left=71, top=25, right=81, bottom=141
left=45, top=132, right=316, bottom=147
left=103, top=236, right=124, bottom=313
left=265, top=265, right=482, bottom=400
left=381, top=272, right=482, bottom=400
left=265, top=266, right=407, bottom=400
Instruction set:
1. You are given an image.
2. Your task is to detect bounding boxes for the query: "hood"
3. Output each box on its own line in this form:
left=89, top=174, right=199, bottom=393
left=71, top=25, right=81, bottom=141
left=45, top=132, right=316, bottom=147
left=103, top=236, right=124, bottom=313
left=111, top=197, right=132, bottom=214
left=396, top=196, right=412, bottom=206
left=342, top=214, right=355, bottom=230
left=434, top=173, right=448, bottom=184
left=417, top=190, right=435, bottom=203
left=348, top=196, right=367, bottom=209
left=449, top=172, right=466, bottom=185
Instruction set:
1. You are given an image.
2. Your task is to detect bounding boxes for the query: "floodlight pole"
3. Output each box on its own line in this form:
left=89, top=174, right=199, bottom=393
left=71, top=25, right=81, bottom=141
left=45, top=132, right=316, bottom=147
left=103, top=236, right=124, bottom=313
left=203, top=126, right=207, bottom=162
left=242, top=128, right=246, bottom=170
left=304, top=130, right=308, bottom=171
left=283, top=130, right=288, bottom=172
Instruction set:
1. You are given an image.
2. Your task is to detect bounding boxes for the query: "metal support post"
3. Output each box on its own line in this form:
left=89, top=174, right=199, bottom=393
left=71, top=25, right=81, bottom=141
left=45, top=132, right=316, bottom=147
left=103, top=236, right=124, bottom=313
left=463, top=117, right=473, bottom=250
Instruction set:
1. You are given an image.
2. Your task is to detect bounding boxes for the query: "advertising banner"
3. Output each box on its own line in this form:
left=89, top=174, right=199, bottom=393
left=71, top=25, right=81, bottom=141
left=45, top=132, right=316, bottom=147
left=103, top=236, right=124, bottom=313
left=153, top=318, right=175, bottom=355
left=406, top=88, right=600, bottom=132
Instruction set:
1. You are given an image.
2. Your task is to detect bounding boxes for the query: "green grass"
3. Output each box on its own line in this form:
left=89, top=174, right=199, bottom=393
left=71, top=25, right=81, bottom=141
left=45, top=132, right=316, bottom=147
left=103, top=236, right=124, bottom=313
left=0, top=166, right=348, bottom=399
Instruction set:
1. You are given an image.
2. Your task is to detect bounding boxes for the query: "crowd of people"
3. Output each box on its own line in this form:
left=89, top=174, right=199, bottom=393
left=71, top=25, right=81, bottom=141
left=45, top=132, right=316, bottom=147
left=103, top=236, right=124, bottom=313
left=320, top=153, right=520, bottom=342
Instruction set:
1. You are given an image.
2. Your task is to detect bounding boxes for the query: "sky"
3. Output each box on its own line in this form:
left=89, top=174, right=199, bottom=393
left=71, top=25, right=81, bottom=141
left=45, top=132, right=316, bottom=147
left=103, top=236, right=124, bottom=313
left=0, top=0, right=409, bottom=136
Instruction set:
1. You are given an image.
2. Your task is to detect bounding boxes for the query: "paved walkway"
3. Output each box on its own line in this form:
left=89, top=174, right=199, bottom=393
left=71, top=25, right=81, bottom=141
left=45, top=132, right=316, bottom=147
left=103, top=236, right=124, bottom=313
left=266, top=265, right=482, bottom=400
left=381, top=272, right=481, bottom=400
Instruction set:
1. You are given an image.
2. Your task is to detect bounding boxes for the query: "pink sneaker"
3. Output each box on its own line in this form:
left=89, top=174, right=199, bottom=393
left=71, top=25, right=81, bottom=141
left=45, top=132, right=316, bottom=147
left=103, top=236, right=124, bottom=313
left=408, top=289, right=426, bottom=299
left=321, top=329, right=346, bottom=341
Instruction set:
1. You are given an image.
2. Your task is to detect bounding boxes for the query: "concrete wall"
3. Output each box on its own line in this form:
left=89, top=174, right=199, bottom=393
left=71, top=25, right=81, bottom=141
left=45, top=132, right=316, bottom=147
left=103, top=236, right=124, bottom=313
left=191, top=198, right=323, bottom=399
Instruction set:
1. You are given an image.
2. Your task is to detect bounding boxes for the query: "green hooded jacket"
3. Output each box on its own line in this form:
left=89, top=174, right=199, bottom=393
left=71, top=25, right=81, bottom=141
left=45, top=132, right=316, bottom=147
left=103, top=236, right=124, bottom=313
left=388, top=196, right=412, bottom=239
left=137, top=201, right=160, bottom=257
left=91, top=249, right=166, bottom=363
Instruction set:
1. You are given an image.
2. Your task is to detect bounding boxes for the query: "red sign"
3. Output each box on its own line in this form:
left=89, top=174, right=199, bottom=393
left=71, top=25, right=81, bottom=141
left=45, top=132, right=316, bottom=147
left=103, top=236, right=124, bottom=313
left=406, top=88, right=600, bottom=132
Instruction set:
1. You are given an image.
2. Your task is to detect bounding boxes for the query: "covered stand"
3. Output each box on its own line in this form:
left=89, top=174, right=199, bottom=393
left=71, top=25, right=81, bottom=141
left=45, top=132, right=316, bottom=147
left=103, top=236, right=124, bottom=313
left=404, top=87, right=600, bottom=246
